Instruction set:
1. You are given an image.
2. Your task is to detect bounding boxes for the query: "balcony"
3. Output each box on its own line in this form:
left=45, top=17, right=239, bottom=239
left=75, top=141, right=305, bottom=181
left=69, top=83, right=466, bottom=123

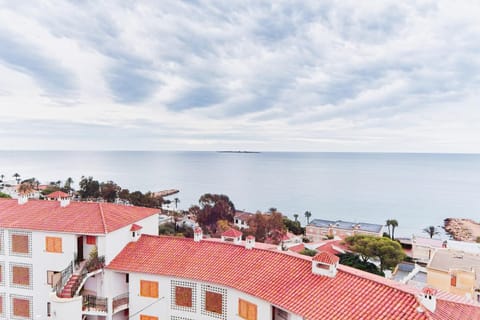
left=113, top=292, right=129, bottom=313
left=83, top=294, right=107, bottom=314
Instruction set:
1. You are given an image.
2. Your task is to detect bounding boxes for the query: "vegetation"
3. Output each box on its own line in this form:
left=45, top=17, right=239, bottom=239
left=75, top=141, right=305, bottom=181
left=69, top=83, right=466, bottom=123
left=386, top=219, right=399, bottom=240
left=345, top=234, right=405, bottom=271
left=158, top=222, right=177, bottom=236
left=244, top=210, right=286, bottom=244
left=304, top=211, right=312, bottom=224
left=283, top=216, right=304, bottom=235
left=0, top=191, right=11, bottom=198
left=299, top=248, right=317, bottom=257
left=338, top=252, right=384, bottom=276
left=423, top=226, right=440, bottom=238
left=193, top=193, right=236, bottom=234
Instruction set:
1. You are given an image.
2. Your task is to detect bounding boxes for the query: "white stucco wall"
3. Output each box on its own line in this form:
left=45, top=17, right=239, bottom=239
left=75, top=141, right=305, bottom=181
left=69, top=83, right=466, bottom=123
left=104, top=213, right=159, bottom=265
left=127, top=272, right=302, bottom=320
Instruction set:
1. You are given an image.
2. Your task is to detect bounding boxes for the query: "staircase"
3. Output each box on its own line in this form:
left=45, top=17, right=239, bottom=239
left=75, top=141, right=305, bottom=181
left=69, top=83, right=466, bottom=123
left=59, top=274, right=81, bottom=298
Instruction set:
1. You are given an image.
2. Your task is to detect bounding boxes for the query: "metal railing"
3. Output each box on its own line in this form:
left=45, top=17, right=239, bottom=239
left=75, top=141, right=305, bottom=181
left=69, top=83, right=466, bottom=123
left=53, top=261, right=74, bottom=296
left=85, top=255, right=105, bottom=273
left=113, top=292, right=129, bottom=312
left=82, top=295, right=107, bottom=313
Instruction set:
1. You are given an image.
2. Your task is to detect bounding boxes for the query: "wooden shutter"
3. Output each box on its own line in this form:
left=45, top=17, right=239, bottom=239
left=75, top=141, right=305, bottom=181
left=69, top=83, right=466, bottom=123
left=205, top=291, right=223, bottom=314
left=140, top=315, right=158, bottom=320
left=12, top=266, right=30, bottom=286
left=12, top=234, right=29, bottom=254
left=46, top=237, right=62, bottom=253
left=175, top=286, right=192, bottom=307
left=239, top=299, right=257, bottom=320
left=86, top=236, right=96, bottom=245
left=140, top=280, right=158, bottom=298
left=13, top=298, right=30, bottom=318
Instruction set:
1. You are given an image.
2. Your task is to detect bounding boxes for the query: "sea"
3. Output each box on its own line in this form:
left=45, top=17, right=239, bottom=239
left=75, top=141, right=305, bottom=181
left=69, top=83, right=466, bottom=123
left=1, top=151, right=480, bottom=238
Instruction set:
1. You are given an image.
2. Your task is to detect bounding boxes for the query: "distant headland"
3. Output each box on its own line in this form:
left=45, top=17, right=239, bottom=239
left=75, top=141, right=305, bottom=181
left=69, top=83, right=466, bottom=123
left=217, top=151, right=261, bottom=154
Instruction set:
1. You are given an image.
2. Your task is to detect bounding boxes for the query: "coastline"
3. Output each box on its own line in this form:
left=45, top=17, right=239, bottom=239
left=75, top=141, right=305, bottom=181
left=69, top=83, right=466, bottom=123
left=444, top=218, right=480, bottom=242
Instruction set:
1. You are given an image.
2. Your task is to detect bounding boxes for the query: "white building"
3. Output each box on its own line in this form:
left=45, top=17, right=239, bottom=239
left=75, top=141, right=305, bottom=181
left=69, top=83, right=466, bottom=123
left=233, top=211, right=254, bottom=230
left=105, top=230, right=480, bottom=320
left=0, top=197, right=159, bottom=320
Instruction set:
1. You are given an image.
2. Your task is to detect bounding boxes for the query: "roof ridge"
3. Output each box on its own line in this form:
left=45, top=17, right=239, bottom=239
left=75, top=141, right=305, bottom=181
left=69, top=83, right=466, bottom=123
left=98, top=202, right=108, bottom=234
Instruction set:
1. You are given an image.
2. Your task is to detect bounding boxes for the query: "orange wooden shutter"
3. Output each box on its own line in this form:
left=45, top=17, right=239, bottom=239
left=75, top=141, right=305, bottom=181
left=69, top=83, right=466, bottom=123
left=12, top=235, right=29, bottom=253
left=13, top=298, right=30, bottom=318
left=12, top=266, right=30, bottom=286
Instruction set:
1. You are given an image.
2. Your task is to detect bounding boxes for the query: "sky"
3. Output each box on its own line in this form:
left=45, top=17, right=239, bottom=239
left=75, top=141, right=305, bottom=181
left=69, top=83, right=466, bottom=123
left=0, top=1, right=479, bottom=152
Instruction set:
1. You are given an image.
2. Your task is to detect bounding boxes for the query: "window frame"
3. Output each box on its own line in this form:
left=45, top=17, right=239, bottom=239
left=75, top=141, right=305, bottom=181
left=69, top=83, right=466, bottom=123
left=11, top=295, right=32, bottom=319
left=45, top=236, right=62, bottom=253
left=140, top=280, right=159, bottom=298
left=10, top=232, right=31, bottom=257
left=238, top=298, right=257, bottom=320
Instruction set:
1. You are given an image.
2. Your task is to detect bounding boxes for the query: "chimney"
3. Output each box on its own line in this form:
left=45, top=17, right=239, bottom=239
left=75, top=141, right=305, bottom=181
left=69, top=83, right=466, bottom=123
left=130, top=224, right=143, bottom=242
left=245, top=235, right=255, bottom=249
left=312, top=251, right=339, bottom=278
left=60, top=198, right=70, bottom=207
left=419, top=287, right=437, bottom=312
left=194, top=227, right=203, bottom=242
left=18, top=194, right=28, bottom=205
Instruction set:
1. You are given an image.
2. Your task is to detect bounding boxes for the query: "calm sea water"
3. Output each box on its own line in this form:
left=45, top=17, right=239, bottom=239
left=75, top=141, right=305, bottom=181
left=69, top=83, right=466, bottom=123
left=1, top=151, right=479, bottom=237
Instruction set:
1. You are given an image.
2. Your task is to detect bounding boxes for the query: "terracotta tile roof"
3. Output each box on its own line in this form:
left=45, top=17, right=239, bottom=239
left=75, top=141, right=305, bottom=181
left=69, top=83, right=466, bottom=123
left=427, top=299, right=480, bottom=320
left=222, top=228, right=242, bottom=237
left=0, top=199, right=159, bottom=234
left=288, top=243, right=305, bottom=253
left=46, top=191, right=70, bottom=199
left=108, top=235, right=460, bottom=320
left=312, top=251, right=340, bottom=264
left=130, top=224, right=143, bottom=232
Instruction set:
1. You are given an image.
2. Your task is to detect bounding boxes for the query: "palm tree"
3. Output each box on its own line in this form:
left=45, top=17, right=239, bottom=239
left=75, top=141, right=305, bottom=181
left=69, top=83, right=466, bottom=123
left=423, top=226, right=439, bottom=239
left=293, top=214, right=299, bottom=222
left=386, top=220, right=392, bottom=238
left=390, top=219, right=398, bottom=240
left=64, top=177, right=74, bottom=192
left=304, top=211, right=312, bottom=225
left=13, top=173, right=20, bottom=184
left=18, top=182, right=33, bottom=195
left=174, top=197, right=180, bottom=209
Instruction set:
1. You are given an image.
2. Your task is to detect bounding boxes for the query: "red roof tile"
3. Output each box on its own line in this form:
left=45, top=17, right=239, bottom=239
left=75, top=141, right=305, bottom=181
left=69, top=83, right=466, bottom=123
left=130, top=224, right=143, bottom=232
left=108, top=235, right=447, bottom=320
left=312, top=251, right=340, bottom=264
left=0, top=199, right=159, bottom=234
left=46, top=191, right=70, bottom=199
left=222, top=228, right=242, bottom=237
left=427, top=299, right=480, bottom=320
left=288, top=243, right=305, bottom=253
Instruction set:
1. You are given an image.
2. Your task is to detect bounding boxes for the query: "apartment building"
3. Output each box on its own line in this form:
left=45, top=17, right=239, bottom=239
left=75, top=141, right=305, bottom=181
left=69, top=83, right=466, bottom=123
left=0, top=195, right=159, bottom=320
left=306, top=219, right=383, bottom=241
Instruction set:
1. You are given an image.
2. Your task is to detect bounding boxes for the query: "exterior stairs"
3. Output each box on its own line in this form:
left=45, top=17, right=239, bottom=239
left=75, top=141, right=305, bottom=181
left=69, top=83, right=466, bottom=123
left=59, top=274, right=80, bottom=298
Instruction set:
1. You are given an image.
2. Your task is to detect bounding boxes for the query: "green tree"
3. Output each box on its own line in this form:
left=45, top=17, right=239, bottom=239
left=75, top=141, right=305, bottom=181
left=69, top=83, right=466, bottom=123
left=345, top=235, right=405, bottom=271
left=304, top=211, right=312, bottom=224
left=79, top=176, right=100, bottom=199
left=100, top=181, right=121, bottom=202
left=283, top=217, right=304, bottom=235
left=196, top=194, right=236, bottom=233
left=293, top=214, right=299, bottom=222
left=423, top=226, right=440, bottom=239
left=63, top=177, right=74, bottom=193
left=386, top=219, right=399, bottom=240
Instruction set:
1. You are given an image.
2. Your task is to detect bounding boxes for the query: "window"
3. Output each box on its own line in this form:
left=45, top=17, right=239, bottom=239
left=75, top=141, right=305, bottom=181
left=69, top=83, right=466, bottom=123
left=125, top=273, right=129, bottom=283
left=0, top=229, right=4, bottom=255
left=451, top=274, right=457, bottom=287
left=176, top=286, right=193, bottom=307
left=0, top=294, right=3, bottom=316
left=205, top=291, right=223, bottom=315
left=86, top=236, right=96, bottom=245
left=140, top=315, right=158, bottom=320
left=12, top=296, right=31, bottom=318
left=11, top=233, right=30, bottom=255
left=12, top=265, right=30, bottom=287
left=0, top=263, right=3, bottom=285
left=47, top=302, right=51, bottom=317
left=46, top=237, right=62, bottom=253
left=140, top=280, right=158, bottom=298
left=47, top=271, right=61, bottom=286
left=238, top=299, right=257, bottom=320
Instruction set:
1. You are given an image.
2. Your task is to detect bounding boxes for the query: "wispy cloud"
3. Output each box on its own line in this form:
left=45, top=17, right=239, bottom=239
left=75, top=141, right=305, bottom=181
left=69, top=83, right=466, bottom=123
left=0, top=1, right=479, bottom=152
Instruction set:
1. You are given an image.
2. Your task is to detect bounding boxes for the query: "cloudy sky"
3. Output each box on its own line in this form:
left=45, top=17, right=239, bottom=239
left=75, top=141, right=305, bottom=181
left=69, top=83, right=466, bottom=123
left=0, top=1, right=479, bottom=152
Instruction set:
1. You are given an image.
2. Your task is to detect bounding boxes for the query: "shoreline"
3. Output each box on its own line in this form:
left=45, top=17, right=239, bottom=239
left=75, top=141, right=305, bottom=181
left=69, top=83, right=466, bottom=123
left=444, top=218, right=480, bottom=242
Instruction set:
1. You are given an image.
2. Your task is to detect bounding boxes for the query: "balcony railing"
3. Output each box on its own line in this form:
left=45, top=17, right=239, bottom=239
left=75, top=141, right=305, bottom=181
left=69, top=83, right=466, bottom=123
left=113, top=292, right=129, bottom=312
left=83, top=295, right=107, bottom=313
left=85, top=255, right=105, bottom=273
left=53, top=261, right=74, bottom=296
